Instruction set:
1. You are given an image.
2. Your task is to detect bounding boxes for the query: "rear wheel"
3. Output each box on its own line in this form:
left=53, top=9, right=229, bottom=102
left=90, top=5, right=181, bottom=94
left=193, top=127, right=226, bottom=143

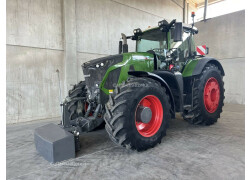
left=104, top=77, right=171, bottom=151
left=183, top=63, right=225, bottom=125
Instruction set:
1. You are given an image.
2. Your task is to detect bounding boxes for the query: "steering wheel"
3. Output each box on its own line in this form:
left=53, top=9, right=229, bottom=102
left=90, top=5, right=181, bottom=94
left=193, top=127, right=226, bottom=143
left=152, top=48, right=164, bottom=55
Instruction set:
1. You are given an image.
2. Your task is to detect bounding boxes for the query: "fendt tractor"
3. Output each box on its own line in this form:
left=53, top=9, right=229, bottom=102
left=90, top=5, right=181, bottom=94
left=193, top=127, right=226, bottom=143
left=35, top=13, right=225, bottom=163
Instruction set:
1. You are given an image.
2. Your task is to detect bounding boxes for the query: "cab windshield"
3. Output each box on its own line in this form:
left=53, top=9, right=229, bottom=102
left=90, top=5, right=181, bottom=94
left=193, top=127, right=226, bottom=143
left=136, top=27, right=195, bottom=62
left=136, top=28, right=167, bottom=57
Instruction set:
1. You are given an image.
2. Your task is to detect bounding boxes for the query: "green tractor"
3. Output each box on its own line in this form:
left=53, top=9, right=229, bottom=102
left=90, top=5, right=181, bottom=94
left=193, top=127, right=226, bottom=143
left=34, top=16, right=225, bottom=163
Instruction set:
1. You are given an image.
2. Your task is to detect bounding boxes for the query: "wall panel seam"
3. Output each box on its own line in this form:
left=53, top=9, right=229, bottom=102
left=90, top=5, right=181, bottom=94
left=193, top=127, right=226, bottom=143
left=6, top=44, right=64, bottom=51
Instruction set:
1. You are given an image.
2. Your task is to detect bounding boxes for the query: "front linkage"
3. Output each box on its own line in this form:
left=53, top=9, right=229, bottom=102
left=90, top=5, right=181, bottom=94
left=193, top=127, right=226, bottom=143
left=60, top=96, right=104, bottom=151
left=34, top=85, right=104, bottom=163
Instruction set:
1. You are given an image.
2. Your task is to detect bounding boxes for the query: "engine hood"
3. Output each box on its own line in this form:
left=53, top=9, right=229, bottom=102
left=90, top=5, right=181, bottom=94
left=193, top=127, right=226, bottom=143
left=82, top=54, right=123, bottom=69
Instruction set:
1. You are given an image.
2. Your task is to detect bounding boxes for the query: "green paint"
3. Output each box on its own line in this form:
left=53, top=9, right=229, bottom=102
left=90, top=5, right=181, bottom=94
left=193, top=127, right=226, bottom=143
left=182, top=59, right=199, bottom=77
left=99, top=52, right=154, bottom=95
left=99, top=25, right=200, bottom=94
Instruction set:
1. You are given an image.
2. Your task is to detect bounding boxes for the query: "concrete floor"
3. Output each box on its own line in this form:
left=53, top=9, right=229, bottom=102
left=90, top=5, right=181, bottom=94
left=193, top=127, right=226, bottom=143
left=7, top=104, right=245, bottom=180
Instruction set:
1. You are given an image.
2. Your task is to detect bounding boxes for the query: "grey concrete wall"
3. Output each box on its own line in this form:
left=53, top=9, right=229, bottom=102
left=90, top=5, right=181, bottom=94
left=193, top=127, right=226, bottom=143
left=7, top=0, right=189, bottom=123
left=194, top=10, right=245, bottom=104
left=6, top=46, right=65, bottom=123
left=75, top=0, right=185, bottom=80
left=6, top=0, right=65, bottom=123
left=63, top=0, right=78, bottom=95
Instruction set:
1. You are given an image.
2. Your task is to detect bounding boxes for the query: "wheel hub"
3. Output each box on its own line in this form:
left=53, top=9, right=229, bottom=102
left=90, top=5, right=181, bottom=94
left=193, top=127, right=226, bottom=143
left=135, top=95, right=163, bottom=137
left=136, top=106, right=152, bottom=124
left=203, top=77, right=220, bottom=113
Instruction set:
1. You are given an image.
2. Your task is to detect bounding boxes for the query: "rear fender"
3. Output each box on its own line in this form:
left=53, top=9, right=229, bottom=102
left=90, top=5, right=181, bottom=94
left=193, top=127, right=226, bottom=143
left=183, top=57, right=225, bottom=77
left=182, top=57, right=225, bottom=106
left=193, top=57, right=225, bottom=76
left=128, top=71, right=175, bottom=118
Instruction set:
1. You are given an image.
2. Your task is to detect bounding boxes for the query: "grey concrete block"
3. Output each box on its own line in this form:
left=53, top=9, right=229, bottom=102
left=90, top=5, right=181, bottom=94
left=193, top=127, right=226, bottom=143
left=34, top=123, right=75, bottom=163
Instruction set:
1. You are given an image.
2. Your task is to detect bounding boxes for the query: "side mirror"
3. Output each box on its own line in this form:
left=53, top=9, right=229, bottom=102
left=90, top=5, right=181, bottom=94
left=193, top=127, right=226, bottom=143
left=174, top=22, right=183, bottom=42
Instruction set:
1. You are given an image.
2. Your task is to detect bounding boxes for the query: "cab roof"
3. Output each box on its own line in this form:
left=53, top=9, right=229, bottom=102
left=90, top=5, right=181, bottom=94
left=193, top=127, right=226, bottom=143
left=142, top=23, right=198, bottom=34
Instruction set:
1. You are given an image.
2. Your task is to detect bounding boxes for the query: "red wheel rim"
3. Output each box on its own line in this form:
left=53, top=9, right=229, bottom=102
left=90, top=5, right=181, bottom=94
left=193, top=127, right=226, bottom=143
left=203, top=77, right=220, bottom=113
left=135, top=95, right=163, bottom=137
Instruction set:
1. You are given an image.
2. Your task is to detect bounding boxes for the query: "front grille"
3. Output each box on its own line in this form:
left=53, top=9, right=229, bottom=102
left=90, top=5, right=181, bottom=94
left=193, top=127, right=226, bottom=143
left=82, top=55, right=123, bottom=99
left=104, top=68, right=121, bottom=89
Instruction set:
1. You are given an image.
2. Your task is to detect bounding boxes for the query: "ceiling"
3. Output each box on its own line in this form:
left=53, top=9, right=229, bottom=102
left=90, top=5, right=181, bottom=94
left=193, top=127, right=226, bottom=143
left=188, top=0, right=225, bottom=8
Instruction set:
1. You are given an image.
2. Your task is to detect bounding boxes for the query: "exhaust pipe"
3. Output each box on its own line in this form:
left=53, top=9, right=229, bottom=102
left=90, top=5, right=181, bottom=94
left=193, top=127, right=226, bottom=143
left=119, top=40, right=122, bottom=54
left=121, top=33, right=128, bottom=53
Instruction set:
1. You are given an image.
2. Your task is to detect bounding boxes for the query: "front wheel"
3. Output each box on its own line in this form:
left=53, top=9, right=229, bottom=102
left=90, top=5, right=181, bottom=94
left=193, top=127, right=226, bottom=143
left=104, top=77, right=171, bottom=151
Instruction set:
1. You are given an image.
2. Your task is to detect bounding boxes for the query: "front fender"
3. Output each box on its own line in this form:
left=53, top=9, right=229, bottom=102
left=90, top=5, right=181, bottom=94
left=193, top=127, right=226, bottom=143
left=128, top=71, right=176, bottom=118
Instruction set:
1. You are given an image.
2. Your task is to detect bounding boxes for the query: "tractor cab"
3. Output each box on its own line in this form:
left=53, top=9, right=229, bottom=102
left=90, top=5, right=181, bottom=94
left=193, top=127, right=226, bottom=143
left=120, top=19, right=198, bottom=72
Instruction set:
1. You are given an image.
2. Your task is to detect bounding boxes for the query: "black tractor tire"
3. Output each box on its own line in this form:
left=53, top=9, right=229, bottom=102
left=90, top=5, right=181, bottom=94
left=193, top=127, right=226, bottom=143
left=67, top=81, right=87, bottom=120
left=104, top=77, right=171, bottom=151
left=67, top=81, right=105, bottom=132
left=183, top=63, right=225, bottom=125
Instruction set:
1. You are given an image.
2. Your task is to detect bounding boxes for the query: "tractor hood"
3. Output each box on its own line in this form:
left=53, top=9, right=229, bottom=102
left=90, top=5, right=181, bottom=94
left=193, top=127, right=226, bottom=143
left=82, top=54, right=123, bottom=98
left=123, top=52, right=154, bottom=59
left=82, top=54, right=123, bottom=69
left=82, top=52, right=155, bottom=103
